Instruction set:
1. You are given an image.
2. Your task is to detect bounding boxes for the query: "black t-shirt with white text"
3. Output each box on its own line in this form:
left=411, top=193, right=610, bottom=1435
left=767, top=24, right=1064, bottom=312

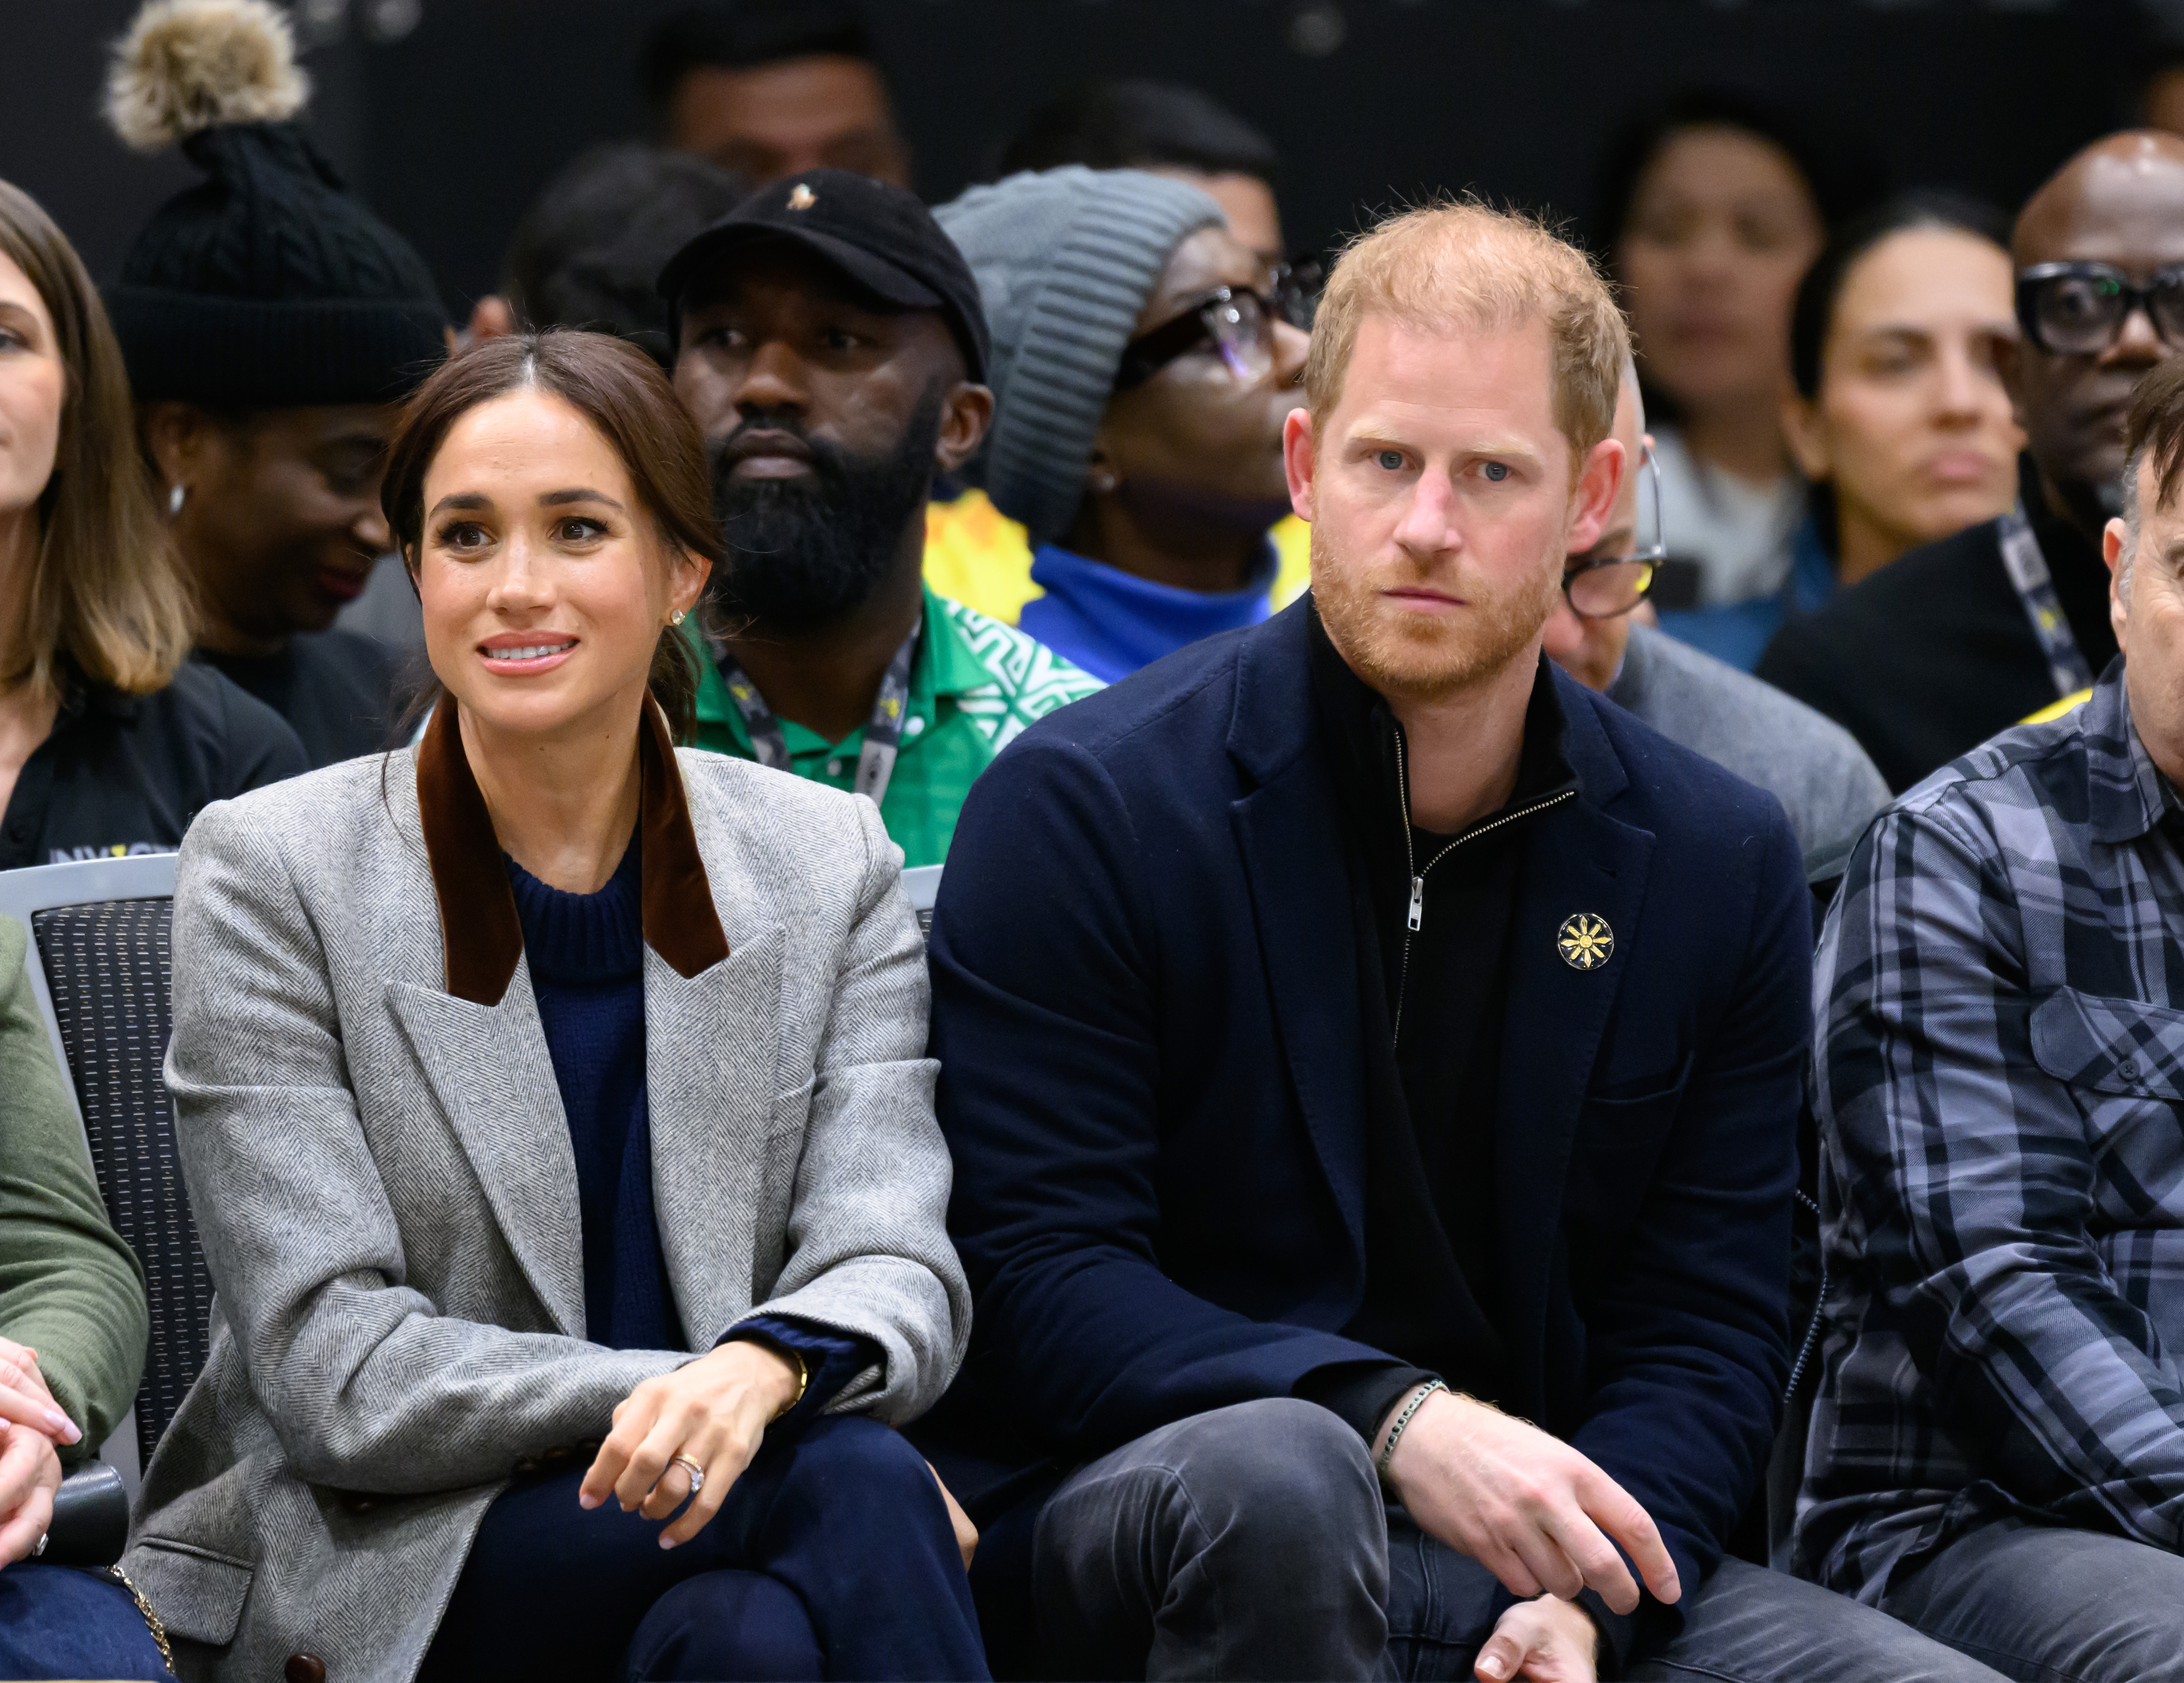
left=0, top=661, right=308, bottom=870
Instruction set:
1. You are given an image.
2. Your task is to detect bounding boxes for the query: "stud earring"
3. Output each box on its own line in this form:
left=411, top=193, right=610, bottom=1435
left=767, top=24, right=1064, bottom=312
left=669, top=608, right=685, bottom=626
left=167, top=483, right=186, bottom=517
left=1091, top=469, right=1118, bottom=496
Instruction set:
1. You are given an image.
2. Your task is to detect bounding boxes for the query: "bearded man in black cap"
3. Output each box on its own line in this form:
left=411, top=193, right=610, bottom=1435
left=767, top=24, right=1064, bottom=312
left=104, top=0, right=449, bottom=767
left=660, top=168, right=1099, bottom=867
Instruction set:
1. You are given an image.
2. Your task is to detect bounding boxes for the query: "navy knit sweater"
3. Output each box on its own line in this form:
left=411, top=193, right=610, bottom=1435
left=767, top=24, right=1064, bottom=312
left=510, top=838, right=678, bottom=1352
left=509, top=838, right=877, bottom=1413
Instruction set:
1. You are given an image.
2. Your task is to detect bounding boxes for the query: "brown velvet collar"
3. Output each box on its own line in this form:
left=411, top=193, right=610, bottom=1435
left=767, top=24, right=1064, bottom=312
left=415, top=698, right=732, bottom=1005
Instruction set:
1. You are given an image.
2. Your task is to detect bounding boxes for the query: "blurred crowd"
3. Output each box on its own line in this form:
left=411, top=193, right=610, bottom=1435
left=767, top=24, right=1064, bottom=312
left=11, top=1, right=2184, bottom=1681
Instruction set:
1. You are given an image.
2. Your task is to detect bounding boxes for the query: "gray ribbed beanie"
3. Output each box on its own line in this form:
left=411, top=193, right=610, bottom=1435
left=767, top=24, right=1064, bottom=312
left=935, top=167, right=1224, bottom=545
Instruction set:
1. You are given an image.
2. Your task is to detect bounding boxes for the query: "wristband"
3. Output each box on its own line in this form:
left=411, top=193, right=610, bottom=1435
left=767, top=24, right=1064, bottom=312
left=1375, top=1379, right=1447, bottom=1480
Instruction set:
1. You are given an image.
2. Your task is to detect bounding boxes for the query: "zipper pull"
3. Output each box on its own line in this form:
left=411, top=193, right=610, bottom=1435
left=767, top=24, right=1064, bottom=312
left=1407, top=874, right=1424, bottom=932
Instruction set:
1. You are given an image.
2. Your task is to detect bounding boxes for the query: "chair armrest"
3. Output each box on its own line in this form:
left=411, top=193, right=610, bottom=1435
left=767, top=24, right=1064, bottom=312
left=44, top=1461, right=128, bottom=1568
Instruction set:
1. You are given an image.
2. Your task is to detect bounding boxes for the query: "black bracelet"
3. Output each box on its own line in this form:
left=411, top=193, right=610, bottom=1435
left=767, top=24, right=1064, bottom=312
left=1375, top=1379, right=1448, bottom=1480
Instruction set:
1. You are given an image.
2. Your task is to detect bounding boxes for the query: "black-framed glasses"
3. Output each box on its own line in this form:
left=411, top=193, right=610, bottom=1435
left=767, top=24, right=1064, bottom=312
left=1562, top=440, right=1666, bottom=619
left=1113, top=264, right=1315, bottom=391
left=2016, top=261, right=2184, bottom=356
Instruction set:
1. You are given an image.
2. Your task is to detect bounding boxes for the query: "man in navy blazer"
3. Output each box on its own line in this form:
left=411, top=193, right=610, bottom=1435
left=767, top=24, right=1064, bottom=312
left=923, top=204, right=2002, bottom=1683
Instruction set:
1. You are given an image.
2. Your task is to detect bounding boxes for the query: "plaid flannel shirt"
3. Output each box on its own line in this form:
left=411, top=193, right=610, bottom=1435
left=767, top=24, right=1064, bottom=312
left=1796, top=662, right=2184, bottom=1602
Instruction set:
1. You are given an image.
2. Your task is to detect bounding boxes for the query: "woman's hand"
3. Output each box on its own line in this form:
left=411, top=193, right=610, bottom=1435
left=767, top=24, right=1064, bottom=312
left=0, top=1422, right=63, bottom=1567
left=579, top=1340, right=802, bottom=1549
left=1475, top=1595, right=1600, bottom=1682
left=0, top=1338, right=79, bottom=1450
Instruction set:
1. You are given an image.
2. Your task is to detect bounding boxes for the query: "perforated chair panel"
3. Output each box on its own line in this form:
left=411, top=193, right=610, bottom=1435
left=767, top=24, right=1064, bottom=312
left=30, top=900, right=206, bottom=1469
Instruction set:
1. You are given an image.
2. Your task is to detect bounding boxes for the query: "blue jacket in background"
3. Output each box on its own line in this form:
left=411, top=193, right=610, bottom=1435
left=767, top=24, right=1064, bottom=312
left=921, top=600, right=1810, bottom=1661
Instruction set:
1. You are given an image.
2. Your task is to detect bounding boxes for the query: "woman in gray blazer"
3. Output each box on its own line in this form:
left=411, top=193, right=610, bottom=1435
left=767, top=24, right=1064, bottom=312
left=121, top=331, right=985, bottom=1683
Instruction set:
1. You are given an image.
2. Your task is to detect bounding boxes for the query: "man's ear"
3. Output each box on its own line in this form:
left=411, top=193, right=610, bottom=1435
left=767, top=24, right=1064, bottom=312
left=2104, top=515, right=2131, bottom=644
left=935, top=382, right=995, bottom=474
left=1563, top=437, right=1626, bottom=557
left=1283, top=407, right=1317, bottom=522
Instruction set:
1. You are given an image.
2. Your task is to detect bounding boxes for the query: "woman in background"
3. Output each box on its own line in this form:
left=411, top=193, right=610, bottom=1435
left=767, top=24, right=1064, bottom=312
left=1780, top=194, right=2022, bottom=596
left=1606, top=89, right=1866, bottom=667
left=0, top=178, right=302, bottom=868
left=936, top=166, right=1310, bottom=682
left=104, top=0, right=448, bottom=766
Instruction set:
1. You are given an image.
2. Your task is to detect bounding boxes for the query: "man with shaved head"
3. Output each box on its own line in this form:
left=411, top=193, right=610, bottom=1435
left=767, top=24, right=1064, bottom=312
left=1760, top=132, right=2184, bottom=790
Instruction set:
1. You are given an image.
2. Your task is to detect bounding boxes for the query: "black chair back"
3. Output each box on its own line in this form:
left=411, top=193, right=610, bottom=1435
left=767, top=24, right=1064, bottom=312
left=31, top=899, right=208, bottom=1469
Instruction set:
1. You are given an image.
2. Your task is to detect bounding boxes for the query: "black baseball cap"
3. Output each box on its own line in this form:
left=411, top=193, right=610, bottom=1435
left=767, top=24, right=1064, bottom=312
left=658, top=167, right=990, bottom=382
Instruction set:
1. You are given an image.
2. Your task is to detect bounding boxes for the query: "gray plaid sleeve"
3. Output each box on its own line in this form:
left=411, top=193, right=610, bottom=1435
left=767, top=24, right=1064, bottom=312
left=1817, top=795, right=2184, bottom=1550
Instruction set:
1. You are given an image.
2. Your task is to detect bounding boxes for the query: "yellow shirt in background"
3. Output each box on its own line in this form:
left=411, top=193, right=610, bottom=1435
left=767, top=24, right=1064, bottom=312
left=923, top=489, right=1312, bottom=624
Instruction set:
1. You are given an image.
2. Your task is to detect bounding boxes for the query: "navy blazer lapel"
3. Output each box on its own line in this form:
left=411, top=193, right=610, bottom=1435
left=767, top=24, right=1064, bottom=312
left=1493, top=687, right=1653, bottom=1418
left=1228, top=606, right=1369, bottom=1267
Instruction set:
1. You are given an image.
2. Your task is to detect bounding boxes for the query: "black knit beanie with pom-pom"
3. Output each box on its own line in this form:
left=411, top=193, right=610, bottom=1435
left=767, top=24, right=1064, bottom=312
left=103, top=0, right=447, bottom=408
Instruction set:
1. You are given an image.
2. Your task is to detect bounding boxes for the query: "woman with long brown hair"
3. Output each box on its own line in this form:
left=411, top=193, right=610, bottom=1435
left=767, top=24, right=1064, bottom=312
left=123, top=330, right=985, bottom=1682
left=0, top=177, right=304, bottom=867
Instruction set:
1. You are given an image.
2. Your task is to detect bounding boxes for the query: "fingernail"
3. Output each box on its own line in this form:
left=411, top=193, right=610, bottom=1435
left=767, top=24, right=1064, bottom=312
left=1479, top=1660, right=1505, bottom=1680
left=658, top=1535, right=677, bottom=1550
left=45, top=1410, right=77, bottom=1444
left=577, top=1491, right=599, bottom=1510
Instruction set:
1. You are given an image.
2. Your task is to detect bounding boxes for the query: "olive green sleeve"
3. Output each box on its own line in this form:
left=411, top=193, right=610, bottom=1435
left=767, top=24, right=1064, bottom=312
left=0, top=914, right=148, bottom=1462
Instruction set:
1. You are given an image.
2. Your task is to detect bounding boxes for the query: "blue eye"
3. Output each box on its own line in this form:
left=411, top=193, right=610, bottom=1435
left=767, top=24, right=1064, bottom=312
left=1481, top=461, right=1510, bottom=482
left=1375, top=449, right=1404, bottom=471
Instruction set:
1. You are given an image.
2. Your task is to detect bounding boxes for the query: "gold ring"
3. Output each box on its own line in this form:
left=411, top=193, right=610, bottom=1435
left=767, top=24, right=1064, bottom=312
left=669, top=1453, right=705, bottom=1497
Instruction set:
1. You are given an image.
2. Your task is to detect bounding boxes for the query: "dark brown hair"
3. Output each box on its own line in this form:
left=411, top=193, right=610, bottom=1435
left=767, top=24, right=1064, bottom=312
left=2125, top=357, right=2184, bottom=531
left=379, top=329, right=724, bottom=740
left=0, top=178, right=195, bottom=697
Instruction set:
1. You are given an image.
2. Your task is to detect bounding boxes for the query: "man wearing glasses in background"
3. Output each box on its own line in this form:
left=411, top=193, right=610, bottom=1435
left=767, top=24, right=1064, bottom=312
left=1759, top=131, right=2184, bottom=792
left=935, top=166, right=1316, bottom=681
left=1544, top=361, right=1890, bottom=891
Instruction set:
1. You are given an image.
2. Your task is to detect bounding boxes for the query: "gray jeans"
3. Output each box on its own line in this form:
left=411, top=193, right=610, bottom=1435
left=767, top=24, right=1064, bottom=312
left=1033, top=1399, right=2007, bottom=1681
left=1876, top=1517, right=2184, bottom=1683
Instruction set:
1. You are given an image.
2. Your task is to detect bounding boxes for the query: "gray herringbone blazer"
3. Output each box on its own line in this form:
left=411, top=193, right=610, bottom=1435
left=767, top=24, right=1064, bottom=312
left=121, top=716, right=968, bottom=1683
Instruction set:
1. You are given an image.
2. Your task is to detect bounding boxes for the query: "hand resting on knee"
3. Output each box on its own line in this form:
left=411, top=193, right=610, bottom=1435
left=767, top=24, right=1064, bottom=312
left=1474, top=1593, right=1599, bottom=1683
left=1379, top=1387, right=1681, bottom=1617
left=579, top=1340, right=806, bottom=1548
left=575, top=1342, right=982, bottom=1568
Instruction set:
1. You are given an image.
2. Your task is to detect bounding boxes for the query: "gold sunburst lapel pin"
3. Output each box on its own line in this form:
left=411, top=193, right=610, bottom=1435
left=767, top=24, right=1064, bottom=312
left=1557, top=913, right=1614, bottom=971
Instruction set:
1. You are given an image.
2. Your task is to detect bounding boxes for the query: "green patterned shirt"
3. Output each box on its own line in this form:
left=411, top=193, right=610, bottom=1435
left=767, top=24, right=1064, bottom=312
left=683, top=584, right=1103, bottom=867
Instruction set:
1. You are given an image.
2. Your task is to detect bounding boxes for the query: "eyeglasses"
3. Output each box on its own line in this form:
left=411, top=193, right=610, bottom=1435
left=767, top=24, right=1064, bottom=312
left=1113, top=264, right=1316, bottom=391
left=1561, top=440, right=1666, bottom=619
left=2016, top=261, right=2184, bottom=357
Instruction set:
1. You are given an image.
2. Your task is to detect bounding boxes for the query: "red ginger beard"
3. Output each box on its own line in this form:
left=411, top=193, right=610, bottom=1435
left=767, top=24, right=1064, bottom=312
left=1307, top=504, right=1563, bottom=705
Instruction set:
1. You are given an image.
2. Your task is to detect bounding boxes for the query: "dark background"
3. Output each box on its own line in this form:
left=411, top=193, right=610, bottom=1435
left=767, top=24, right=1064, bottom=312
left=2, top=0, right=2163, bottom=317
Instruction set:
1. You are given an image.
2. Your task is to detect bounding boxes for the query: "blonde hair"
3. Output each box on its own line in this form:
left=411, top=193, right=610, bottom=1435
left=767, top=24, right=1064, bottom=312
left=1304, top=199, right=1629, bottom=464
left=0, top=179, right=195, bottom=698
